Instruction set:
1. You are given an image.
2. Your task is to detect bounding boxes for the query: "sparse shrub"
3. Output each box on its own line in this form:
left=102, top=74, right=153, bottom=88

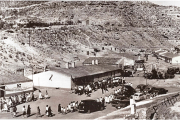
left=27, top=55, right=32, bottom=60
left=22, top=52, right=25, bottom=56
left=14, top=59, right=18, bottom=62
left=20, top=58, right=24, bottom=61
left=9, top=54, right=13, bottom=58
left=15, top=55, right=19, bottom=59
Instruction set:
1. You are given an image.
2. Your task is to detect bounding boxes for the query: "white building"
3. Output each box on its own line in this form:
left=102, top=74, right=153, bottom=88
left=161, top=53, right=180, bottom=64
left=0, top=74, right=33, bottom=97
left=28, top=65, right=122, bottom=90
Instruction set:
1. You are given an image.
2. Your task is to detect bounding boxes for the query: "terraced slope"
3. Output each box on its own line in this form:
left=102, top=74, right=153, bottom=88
left=0, top=1, right=179, bottom=75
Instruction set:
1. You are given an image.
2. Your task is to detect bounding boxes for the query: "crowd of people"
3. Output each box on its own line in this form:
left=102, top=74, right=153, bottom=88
left=0, top=78, right=129, bottom=118
left=74, top=77, right=126, bottom=96
left=57, top=101, right=79, bottom=115
left=0, top=90, right=51, bottom=117
left=0, top=92, right=36, bottom=112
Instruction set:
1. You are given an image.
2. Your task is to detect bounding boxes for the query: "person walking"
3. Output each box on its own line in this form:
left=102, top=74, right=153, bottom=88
left=36, top=106, right=41, bottom=117
left=48, top=106, right=53, bottom=117
left=27, top=105, right=31, bottom=117
left=58, top=104, right=61, bottom=114
left=22, top=106, right=26, bottom=118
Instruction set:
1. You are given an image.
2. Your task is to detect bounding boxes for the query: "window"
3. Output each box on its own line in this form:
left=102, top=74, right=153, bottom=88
left=134, top=94, right=138, bottom=96
left=17, top=84, right=21, bottom=88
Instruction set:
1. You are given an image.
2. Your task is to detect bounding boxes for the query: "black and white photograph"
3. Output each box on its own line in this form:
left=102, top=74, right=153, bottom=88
left=0, top=0, right=180, bottom=119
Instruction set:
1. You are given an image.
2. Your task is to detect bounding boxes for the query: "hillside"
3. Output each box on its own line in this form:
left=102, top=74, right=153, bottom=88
left=0, top=1, right=179, bottom=75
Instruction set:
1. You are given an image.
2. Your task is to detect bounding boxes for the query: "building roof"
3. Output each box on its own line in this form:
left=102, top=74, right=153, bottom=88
left=161, top=52, right=180, bottom=59
left=155, top=50, right=166, bottom=55
left=83, top=57, right=123, bottom=65
left=118, top=53, right=140, bottom=60
left=0, top=73, right=32, bottom=85
left=50, top=65, right=122, bottom=78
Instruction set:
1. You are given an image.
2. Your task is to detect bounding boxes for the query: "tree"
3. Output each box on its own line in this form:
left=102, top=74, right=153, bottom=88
left=151, top=68, right=158, bottom=79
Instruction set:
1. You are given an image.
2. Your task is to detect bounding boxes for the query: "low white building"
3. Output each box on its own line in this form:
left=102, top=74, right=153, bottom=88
left=28, top=71, right=71, bottom=89
left=28, top=65, right=122, bottom=90
left=0, top=73, right=33, bottom=97
left=161, top=53, right=180, bottom=64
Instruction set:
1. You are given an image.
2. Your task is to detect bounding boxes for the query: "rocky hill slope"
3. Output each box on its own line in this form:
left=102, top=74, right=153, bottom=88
left=0, top=1, right=179, bottom=75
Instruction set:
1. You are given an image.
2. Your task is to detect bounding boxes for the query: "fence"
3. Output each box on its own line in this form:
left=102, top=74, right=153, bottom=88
left=146, top=93, right=180, bottom=119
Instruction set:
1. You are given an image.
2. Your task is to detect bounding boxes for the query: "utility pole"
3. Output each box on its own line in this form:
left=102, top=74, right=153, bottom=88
left=144, top=70, right=147, bottom=85
left=28, top=27, right=31, bottom=46
left=32, top=66, right=33, bottom=80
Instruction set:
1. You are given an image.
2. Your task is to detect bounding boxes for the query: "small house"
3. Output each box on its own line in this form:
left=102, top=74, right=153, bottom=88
left=0, top=73, right=33, bottom=97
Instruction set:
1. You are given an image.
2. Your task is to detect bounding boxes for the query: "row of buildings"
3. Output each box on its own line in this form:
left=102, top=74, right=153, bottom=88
left=0, top=53, right=144, bottom=97
left=28, top=54, right=144, bottom=89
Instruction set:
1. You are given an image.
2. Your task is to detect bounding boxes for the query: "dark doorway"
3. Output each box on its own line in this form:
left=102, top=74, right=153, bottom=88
left=0, top=86, right=5, bottom=97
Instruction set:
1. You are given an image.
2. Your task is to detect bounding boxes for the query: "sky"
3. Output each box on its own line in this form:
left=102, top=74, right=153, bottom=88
left=150, top=1, right=180, bottom=7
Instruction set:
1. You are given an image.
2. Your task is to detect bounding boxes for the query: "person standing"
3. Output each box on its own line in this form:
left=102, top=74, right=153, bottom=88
left=19, top=95, right=22, bottom=104
left=13, top=105, right=17, bottom=118
left=36, top=106, right=41, bottom=117
left=8, top=97, right=12, bottom=107
left=13, top=96, right=17, bottom=105
left=48, top=106, right=53, bottom=117
left=15, top=95, right=19, bottom=105
left=32, top=92, right=35, bottom=101
left=104, top=83, right=108, bottom=93
left=27, top=105, right=31, bottom=117
left=45, top=90, right=49, bottom=99
left=58, top=104, right=61, bottom=114
left=3, top=102, right=8, bottom=112
left=39, top=90, right=43, bottom=100
left=61, top=107, right=64, bottom=114
left=63, top=107, right=66, bottom=114
left=102, top=97, right=105, bottom=108
left=45, top=105, right=49, bottom=116
left=22, top=106, right=26, bottom=118
left=101, top=83, right=104, bottom=94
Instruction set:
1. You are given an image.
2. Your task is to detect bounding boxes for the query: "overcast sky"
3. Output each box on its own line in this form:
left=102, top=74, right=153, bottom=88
left=150, top=1, right=180, bottom=7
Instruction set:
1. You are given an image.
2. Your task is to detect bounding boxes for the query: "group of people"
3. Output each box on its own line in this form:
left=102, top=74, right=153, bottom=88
left=3, top=81, right=130, bottom=118
left=39, top=90, right=50, bottom=100
left=114, top=88, right=122, bottom=95
left=22, top=105, right=31, bottom=118
left=58, top=101, right=79, bottom=115
left=45, top=105, right=53, bottom=117
left=104, top=94, right=115, bottom=104
left=74, top=77, right=126, bottom=96
left=1, top=92, right=36, bottom=112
